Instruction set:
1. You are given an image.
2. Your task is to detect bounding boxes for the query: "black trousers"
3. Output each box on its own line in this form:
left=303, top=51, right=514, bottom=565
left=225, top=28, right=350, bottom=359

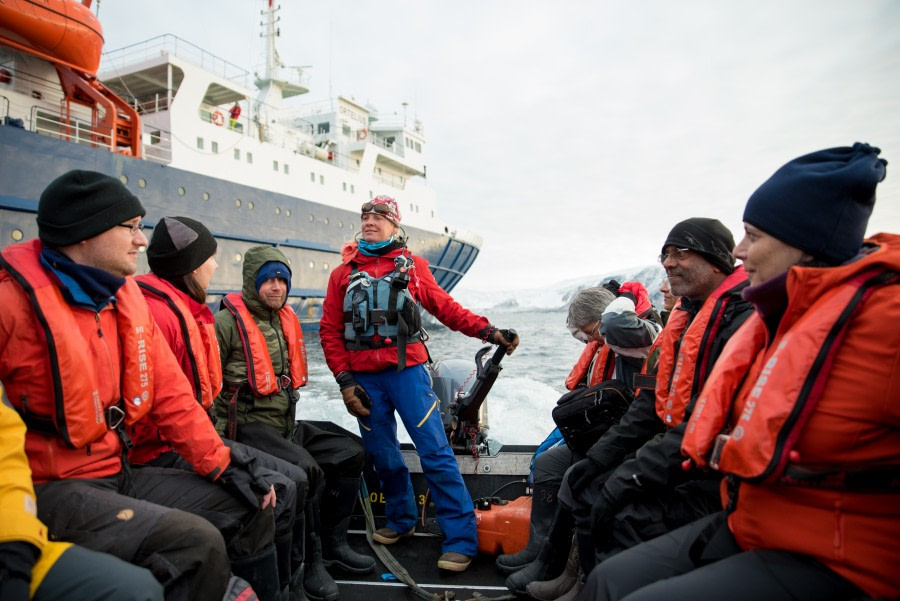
left=578, top=512, right=864, bottom=601
left=34, top=545, right=164, bottom=601
left=36, top=474, right=234, bottom=601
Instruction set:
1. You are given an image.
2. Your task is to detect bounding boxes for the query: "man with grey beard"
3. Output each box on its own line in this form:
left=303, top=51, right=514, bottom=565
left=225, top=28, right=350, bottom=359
left=509, top=218, right=753, bottom=600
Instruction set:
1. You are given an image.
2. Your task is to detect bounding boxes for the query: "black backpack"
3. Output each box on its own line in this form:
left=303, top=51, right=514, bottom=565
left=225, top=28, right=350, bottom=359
left=551, top=380, right=633, bottom=453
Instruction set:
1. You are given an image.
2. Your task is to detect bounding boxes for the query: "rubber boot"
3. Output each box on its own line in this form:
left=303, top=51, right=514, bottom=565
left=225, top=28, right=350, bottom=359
left=304, top=530, right=338, bottom=601
left=495, top=483, right=558, bottom=574
left=504, top=507, right=572, bottom=595
left=575, top=529, right=598, bottom=580
left=230, top=545, right=281, bottom=601
left=525, top=534, right=579, bottom=601
left=286, top=565, right=308, bottom=601
left=320, top=477, right=376, bottom=574
left=554, top=578, right=583, bottom=601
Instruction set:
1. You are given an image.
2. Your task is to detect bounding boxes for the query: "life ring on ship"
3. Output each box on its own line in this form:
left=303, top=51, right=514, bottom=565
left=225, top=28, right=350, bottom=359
left=357, top=128, right=368, bottom=141
left=211, top=111, right=225, bottom=126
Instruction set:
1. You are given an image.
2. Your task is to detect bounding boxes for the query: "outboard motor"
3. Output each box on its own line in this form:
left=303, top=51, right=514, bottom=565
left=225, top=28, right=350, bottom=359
left=430, top=329, right=516, bottom=453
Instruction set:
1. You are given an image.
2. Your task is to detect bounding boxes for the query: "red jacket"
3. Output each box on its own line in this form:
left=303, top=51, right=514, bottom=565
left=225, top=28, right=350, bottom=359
left=0, top=241, right=230, bottom=483
left=321, top=242, right=491, bottom=375
left=683, top=234, right=900, bottom=598
left=131, top=273, right=223, bottom=465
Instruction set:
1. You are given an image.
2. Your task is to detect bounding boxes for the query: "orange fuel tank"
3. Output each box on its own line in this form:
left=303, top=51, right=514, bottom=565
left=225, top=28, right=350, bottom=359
left=475, top=495, right=532, bottom=556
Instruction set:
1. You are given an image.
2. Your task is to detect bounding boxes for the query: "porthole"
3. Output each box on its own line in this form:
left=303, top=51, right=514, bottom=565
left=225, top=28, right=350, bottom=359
left=11, top=229, right=24, bottom=241
left=234, top=253, right=243, bottom=262
left=203, top=192, right=210, bottom=201
left=323, top=217, right=329, bottom=225
left=275, top=207, right=281, bottom=215
left=338, top=221, right=343, bottom=228
left=285, top=209, right=292, bottom=217
left=308, top=261, right=314, bottom=270
left=308, top=214, right=314, bottom=223
left=247, top=201, right=254, bottom=210
left=322, top=262, right=329, bottom=271
left=177, top=186, right=186, bottom=196
left=119, top=175, right=128, bottom=185
left=137, top=178, right=146, bottom=188
left=235, top=199, right=242, bottom=208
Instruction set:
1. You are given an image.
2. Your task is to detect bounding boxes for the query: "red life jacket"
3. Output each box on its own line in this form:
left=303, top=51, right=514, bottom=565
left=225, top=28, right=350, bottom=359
left=683, top=267, right=900, bottom=482
left=565, top=341, right=615, bottom=390
left=0, top=240, right=154, bottom=448
left=655, top=267, right=747, bottom=427
left=136, top=274, right=222, bottom=408
left=222, top=293, right=308, bottom=395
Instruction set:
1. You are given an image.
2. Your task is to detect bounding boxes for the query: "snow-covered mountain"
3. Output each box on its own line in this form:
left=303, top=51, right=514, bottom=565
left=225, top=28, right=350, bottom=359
left=453, top=264, right=666, bottom=313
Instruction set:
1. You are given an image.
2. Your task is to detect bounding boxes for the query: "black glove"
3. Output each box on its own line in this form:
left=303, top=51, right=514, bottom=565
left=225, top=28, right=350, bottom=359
left=0, top=541, right=38, bottom=601
left=219, top=445, right=271, bottom=509
left=567, top=457, right=603, bottom=500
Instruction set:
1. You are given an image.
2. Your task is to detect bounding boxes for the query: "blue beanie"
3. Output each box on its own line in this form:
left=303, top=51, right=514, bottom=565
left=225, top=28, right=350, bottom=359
left=743, top=142, right=887, bottom=265
left=255, top=261, right=291, bottom=294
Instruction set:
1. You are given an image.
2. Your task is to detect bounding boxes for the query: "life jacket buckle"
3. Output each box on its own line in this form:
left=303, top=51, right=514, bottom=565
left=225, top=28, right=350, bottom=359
left=105, top=404, right=126, bottom=431
left=277, top=374, right=293, bottom=391
left=709, top=433, right=729, bottom=471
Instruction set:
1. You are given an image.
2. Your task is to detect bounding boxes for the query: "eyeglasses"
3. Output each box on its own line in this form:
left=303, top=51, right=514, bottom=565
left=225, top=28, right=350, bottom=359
left=569, top=319, right=601, bottom=343
left=658, top=247, right=692, bottom=264
left=116, top=221, right=144, bottom=235
left=361, top=202, right=394, bottom=216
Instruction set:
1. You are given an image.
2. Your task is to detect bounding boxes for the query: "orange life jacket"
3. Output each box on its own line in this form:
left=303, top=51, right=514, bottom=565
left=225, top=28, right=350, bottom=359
left=564, top=341, right=615, bottom=390
left=136, top=275, right=222, bottom=408
left=222, top=293, right=308, bottom=395
left=0, top=240, right=154, bottom=448
left=683, top=267, right=900, bottom=482
left=655, top=267, right=747, bottom=427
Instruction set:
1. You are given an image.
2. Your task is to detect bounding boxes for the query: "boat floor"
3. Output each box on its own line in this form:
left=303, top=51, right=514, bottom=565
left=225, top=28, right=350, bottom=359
left=336, top=528, right=514, bottom=601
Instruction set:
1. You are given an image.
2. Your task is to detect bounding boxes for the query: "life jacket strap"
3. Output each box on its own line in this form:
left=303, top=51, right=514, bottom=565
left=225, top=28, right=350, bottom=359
left=222, top=381, right=245, bottom=440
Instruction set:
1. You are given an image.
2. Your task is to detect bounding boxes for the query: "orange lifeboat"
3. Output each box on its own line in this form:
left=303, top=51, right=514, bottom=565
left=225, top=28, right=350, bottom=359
left=0, top=0, right=103, bottom=75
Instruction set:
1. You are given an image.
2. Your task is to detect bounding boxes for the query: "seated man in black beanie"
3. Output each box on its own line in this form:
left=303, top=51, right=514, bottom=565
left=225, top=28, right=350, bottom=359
left=507, top=217, right=754, bottom=599
left=0, top=170, right=281, bottom=601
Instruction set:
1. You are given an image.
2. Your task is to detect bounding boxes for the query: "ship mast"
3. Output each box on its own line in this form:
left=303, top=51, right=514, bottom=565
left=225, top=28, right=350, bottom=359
left=255, top=0, right=308, bottom=109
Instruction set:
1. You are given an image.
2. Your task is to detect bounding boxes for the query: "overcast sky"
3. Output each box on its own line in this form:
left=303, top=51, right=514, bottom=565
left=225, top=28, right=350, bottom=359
left=98, top=1, right=900, bottom=291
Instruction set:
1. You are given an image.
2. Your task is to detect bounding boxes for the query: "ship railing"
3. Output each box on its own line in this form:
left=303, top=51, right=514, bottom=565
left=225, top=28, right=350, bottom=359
left=372, top=170, right=406, bottom=190
left=141, top=125, right=172, bottom=164
left=30, top=105, right=114, bottom=152
left=102, top=35, right=251, bottom=87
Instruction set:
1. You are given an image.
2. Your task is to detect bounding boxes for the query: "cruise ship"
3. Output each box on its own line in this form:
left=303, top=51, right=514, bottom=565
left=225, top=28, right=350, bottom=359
left=0, top=0, right=482, bottom=322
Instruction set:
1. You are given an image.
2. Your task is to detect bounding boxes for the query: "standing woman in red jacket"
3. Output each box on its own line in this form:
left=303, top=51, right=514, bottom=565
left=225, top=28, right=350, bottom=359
left=320, top=196, right=520, bottom=572
left=580, top=143, right=899, bottom=601
left=134, top=216, right=310, bottom=601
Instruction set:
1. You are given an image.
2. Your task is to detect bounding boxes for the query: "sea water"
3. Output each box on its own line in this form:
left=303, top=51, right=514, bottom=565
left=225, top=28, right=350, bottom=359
left=295, top=309, right=584, bottom=446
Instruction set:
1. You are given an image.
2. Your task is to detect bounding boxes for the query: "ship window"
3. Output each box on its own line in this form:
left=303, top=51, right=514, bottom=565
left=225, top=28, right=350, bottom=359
left=273, top=160, right=279, bottom=171
left=323, top=263, right=329, bottom=271
left=202, top=192, right=210, bottom=201
left=196, top=137, right=204, bottom=150
left=248, top=201, right=254, bottom=210
left=310, top=172, right=315, bottom=182
left=410, top=203, right=414, bottom=211
left=338, top=221, right=343, bottom=228
left=137, top=178, right=146, bottom=188
left=285, top=209, right=291, bottom=217
left=351, top=185, right=355, bottom=193
left=431, top=210, right=434, bottom=217
left=235, top=199, right=242, bottom=208
left=11, top=229, right=23, bottom=241
left=275, top=207, right=281, bottom=215
left=323, top=217, right=329, bottom=225
left=317, top=122, right=330, bottom=134
left=234, top=149, right=240, bottom=160
left=150, top=131, right=161, bottom=144
left=342, top=182, right=347, bottom=192
left=235, top=253, right=242, bottom=262
left=246, top=152, right=253, bottom=164
left=283, top=164, right=289, bottom=174
left=211, top=141, right=219, bottom=153
left=342, top=124, right=350, bottom=136
left=308, top=214, right=314, bottom=222
left=119, top=175, right=128, bottom=185
left=308, top=261, right=315, bottom=269
left=319, top=175, right=324, bottom=185
left=415, top=142, right=421, bottom=152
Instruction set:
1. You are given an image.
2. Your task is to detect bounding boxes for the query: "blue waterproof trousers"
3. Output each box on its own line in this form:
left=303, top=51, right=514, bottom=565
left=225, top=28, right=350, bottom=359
left=355, top=364, right=477, bottom=556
